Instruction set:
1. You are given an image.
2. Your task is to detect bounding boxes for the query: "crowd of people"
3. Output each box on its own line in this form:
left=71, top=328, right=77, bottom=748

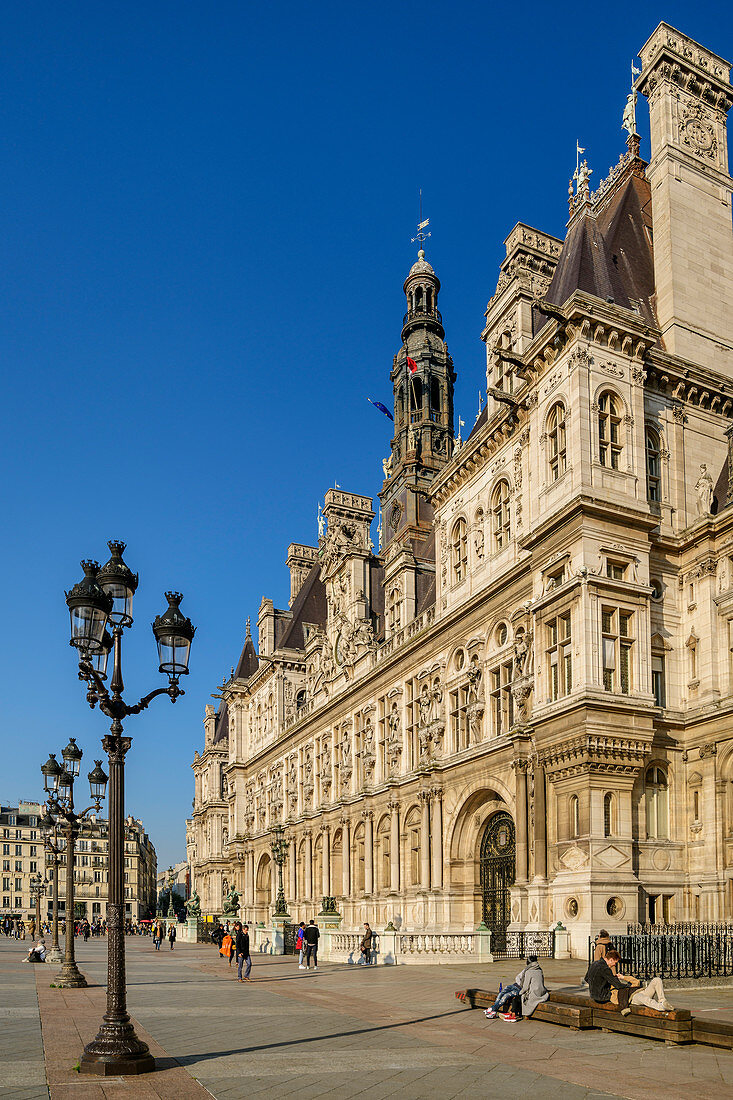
left=484, top=927, right=675, bottom=1023
left=207, top=918, right=375, bottom=982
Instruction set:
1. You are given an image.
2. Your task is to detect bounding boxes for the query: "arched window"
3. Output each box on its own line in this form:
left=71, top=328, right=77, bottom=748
left=409, top=378, right=422, bottom=421
left=492, top=481, right=511, bottom=551
left=646, top=427, right=661, bottom=501
left=603, top=792, right=614, bottom=837
left=598, top=392, right=622, bottom=469
left=645, top=765, right=669, bottom=839
left=430, top=377, right=441, bottom=421
left=548, top=403, right=567, bottom=480
left=451, top=518, right=468, bottom=582
left=570, top=794, right=580, bottom=838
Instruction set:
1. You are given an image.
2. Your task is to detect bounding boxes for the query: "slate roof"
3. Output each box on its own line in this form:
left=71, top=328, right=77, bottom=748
left=213, top=702, right=228, bottom=745
left=276, top=561, right=327, bottom=651
left=234, top=629, right=258, bottom=680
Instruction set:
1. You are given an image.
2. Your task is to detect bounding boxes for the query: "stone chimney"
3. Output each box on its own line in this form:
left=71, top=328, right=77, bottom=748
left=286, top=544, right=318, bottom=607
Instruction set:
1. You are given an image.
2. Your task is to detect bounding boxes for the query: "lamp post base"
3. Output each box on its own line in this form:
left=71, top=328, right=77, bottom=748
left=46, top=946, right=64, bottom=964
left=80, top=1027, right=155, bottom=1076
left=56, top=961, right=88, bottom=988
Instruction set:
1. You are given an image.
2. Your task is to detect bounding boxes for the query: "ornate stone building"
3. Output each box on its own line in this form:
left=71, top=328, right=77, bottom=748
left=190, top=23, right=733, bottom=955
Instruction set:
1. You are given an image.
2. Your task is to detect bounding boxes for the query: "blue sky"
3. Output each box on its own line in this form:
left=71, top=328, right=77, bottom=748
left=1, top=1, right=731, bottom=871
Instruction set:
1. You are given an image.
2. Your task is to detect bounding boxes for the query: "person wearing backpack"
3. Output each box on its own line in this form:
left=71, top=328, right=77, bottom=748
left=296, top=922, right=306, bottom=968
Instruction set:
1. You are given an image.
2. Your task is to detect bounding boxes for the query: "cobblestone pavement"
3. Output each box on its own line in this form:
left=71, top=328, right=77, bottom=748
left=2, top=935, right=733, bottom=1099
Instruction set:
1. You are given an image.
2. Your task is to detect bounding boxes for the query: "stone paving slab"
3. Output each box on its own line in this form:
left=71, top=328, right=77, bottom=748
left=4, top=934, right=733, bottom=1098
left=0, top=945, right=48, bottom=1100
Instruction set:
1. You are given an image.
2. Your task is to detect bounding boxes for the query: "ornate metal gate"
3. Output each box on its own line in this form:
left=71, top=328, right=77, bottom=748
left=283, top=922, right=297, bottom=955
left=480, top=811, right=516, bottom=955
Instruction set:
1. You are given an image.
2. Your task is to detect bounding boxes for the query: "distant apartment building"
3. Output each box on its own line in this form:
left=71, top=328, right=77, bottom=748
left=0, top=803, right=157, bottom=923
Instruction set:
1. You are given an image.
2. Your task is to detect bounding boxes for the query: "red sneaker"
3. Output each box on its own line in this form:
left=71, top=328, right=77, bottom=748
left=499, top=1011, right=518, bottom=1022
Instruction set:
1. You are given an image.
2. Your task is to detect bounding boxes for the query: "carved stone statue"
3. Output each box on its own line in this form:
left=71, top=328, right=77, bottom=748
left=418, top=683, right=431, bottom=727
left=576, top=159, right=592, bottom=196
left=186, top=890, right=201, bottom=918
left=696, top=463, right=714, bottom=515
left=467, top=659, right=483, bottom=703
left=622, top=91, right=637, bottom=136
left=513, top=630, right=532, bottom=676
left=222, top=884, right=240, bottom=916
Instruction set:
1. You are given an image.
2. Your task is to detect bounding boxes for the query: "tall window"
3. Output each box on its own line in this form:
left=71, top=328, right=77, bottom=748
left=652, top=654, right=666, bottom=707
left=492, top=481, right=511, bottom=551
left=645, top=427, right=661, bottom=501
left=603, top=793, right=614, bottom=837
left=570, top=795, right=580, bottom=838
left=451, top=518, right=467, bottom=583
left=489, top=661, right=514, bottom=735
left=450, top=686, right=470, bottom=752
left=602, top=607, right=634, bottom=693
left=645, top=766, right=669, bottom=839
left=548, top=403, right=567, bottom=480
left=598, top=392, right=622, bottom=469
left=547, top=612, right=572, bottom=700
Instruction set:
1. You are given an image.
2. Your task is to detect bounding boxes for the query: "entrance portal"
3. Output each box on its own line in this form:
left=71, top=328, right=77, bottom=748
left=479, top=811, right=516, bottom=954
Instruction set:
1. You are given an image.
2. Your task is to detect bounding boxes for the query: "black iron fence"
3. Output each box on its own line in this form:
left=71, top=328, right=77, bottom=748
left=589, top=925, right=733, bottom=981
left=494, top=930, right=555, bottom=959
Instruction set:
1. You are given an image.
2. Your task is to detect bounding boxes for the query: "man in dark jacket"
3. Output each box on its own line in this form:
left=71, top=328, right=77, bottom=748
left=303, top=920, right=319, bottom=970
left=235, top=922, right=251, bottom=982
left=584, top=950, right=632, bottom=1014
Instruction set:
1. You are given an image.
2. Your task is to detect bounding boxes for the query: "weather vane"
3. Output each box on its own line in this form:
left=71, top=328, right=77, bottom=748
left=411, top=188, right=431, bottom=247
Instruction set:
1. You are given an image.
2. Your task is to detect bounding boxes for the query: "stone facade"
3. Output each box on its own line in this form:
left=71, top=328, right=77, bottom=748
left=189, top=23, right=733, bottom=956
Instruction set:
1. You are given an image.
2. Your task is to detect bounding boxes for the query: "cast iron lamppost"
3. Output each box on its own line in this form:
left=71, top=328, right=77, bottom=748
left=40, top=812, right=64, bottom=964
left=166, top=867, right=176, bottom=918
left=29, top=871, right=44, bottom=938
left=65, top=541, right=195, bottom=1076
left=270, top=824, right=289, bottom=916
left=41, top=741, right=107, bottom=987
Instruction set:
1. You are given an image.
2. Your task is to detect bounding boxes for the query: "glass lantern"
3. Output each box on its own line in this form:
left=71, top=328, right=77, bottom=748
left=88, top=760, right=108, bottom=803
left=98, top=541, right=138, bottom=627
left=65, top=561, right=113, bottom=654
left=62, top=737, right=83, bottom=778
left=152, top=592, right=195, bottom=677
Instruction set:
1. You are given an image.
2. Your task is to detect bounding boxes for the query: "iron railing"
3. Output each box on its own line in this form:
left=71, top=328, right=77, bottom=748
left=494, top=930, right=555, bottom=959
left=589, top=926, right=733, bottom=980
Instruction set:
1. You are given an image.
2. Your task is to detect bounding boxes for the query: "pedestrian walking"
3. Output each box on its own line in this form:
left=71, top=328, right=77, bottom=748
left=303, top=919, right=319, bottom=970
left=296, top=922, right=306, bottom=968
left=168, top=923, right=176, bottom=950
left=360, top=923, right=373, bottom=965
left=235, top=922, right=252, bottom=982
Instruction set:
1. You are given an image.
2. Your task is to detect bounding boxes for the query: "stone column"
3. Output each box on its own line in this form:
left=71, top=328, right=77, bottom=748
left=388, top=800, right=400, bottom=893
left=514, top=761, right=529, bottom=884
left=305, top=830, right=313, bottom=899
left=363, top=811, right=373, bottom=895
left=419, top=791, right=431, bottom=889
left=430, top=788, right=443, bottom=890
left=341, top=818, right=350, bottom=897
left=322, top=826, right=330, bottom=898
left=533, top=761, right=547, bottom=881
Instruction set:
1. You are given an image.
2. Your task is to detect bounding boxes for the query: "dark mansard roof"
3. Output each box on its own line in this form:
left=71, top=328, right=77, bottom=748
left=213, top=702, right=228, bottom=745
left=277, top=561, right=327, bottom=651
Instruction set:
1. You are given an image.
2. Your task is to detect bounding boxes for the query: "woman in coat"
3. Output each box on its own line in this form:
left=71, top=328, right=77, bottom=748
left=168, top=923, right=176, bottom=950
left=486, top=956, right=549, bottom=1021
left=220, top=930, right=234, bottom=966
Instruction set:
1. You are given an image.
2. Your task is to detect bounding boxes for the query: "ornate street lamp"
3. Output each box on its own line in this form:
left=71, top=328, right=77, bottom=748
left=270, top=824, right=289, bottom=917
left=166, top=867, right=176, bottom=918
left=65, top=541, right=194, bottom=1077
left=41, top=743, right=107, bottom=986
left=30, top=871, right=45, bottom=938
left=41, top=811, right=64, bottom=964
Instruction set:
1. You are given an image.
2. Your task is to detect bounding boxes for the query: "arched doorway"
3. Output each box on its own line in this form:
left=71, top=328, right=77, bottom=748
left=479, top=811, right=515, bottom=952
left=256, top=854, right=272, bottom=913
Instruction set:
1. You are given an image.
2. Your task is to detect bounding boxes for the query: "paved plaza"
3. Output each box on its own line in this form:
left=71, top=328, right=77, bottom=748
left=2, top=936, right=733, bottom=1099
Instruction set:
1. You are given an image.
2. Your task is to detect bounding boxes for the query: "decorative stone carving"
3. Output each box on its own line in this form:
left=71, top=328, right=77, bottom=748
left=386, top=703, right=402, bottom=777
left=222, top=884, right=240, bottom=915
left=679, top=99, right=718, bottom=160
left=695, top=463, right=714, bottom=514
left=185, top=890, right=201, bottom=918
left=361, top=717, right=375, bottom=784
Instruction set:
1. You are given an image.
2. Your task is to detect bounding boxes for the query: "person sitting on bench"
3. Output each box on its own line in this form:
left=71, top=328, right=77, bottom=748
left=605, top=949, right=674, bottom=1013
left=585, top=948, right=634, bottom=1015
left=485, top=955, right=550, bottom=1022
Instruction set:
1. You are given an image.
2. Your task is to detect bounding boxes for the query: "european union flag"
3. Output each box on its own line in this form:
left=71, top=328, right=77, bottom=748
left=368, top=398, right=394, bottom=422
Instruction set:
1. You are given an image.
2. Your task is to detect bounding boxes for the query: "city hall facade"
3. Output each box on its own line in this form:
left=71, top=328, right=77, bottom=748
left=188, top=23, right=733, bottom=956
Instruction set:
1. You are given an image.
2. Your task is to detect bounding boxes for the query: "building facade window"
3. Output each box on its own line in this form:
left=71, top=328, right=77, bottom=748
left=492, top=481, right=511, bottom=551
left=604, top=793, right=614, bottom=837
left=548, top=403, right=567, bottom=480
left=570, top=794, right=580, bottom=838
left=598, top=391, right=622, bottom=468
left=450, top=685, right=470, bottom=752
left=451, top=518, right=468, bottom=583
left=646, top=427, right=661, bottom=501
left=652, top=654, right=666, bottom=707
left=645, top=765, right=669, bottom=839
left=602, top=607, right=634, bottom=693
left=547, top=612, right=572, bottom=700
left=489, top=661, right=513, bottom=735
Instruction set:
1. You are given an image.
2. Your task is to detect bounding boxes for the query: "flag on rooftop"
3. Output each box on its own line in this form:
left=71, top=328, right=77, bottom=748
left=407, top=355, right=418, bottom=374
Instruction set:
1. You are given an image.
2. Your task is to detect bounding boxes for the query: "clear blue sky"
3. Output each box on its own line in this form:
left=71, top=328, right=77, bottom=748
left=1, top=1, right=731, bottom=871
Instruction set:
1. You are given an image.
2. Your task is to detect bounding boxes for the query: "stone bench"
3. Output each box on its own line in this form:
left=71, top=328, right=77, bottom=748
left=455, top=988, right=710, bottom=1046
